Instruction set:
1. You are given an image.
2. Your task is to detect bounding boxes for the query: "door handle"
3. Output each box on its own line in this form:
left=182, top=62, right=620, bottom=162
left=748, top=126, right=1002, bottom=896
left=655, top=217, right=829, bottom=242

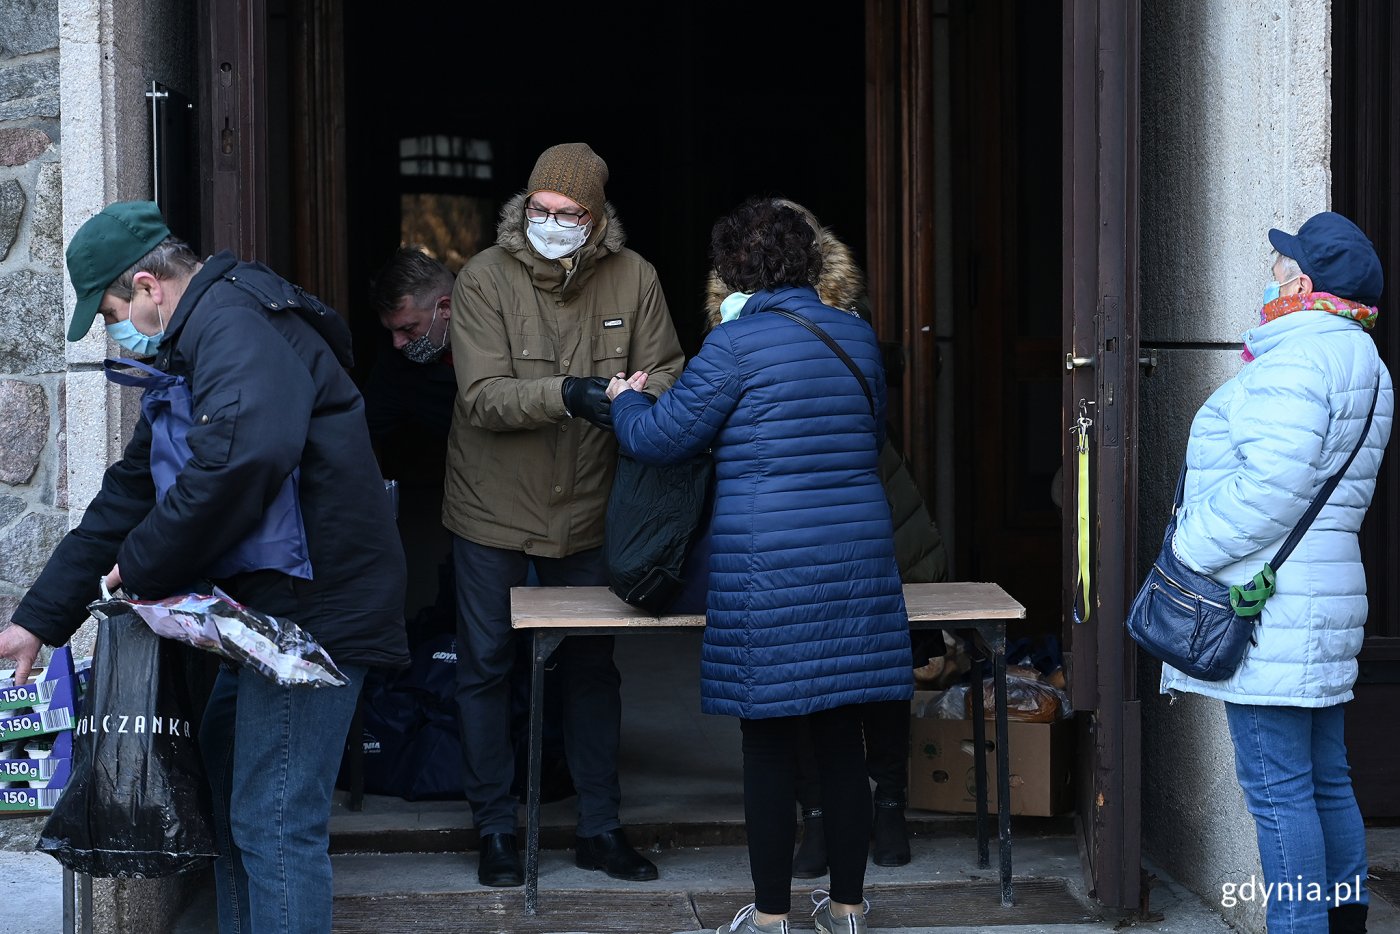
left=1065, top=353, right=1094, bottom=370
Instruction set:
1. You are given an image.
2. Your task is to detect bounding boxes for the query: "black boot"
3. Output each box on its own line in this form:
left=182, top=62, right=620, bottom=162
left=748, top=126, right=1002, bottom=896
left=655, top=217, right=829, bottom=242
left=871, top=798, right=911, bottom=867
left=792, top=808, right=828, bottom=879
left=476, top=832, right=523, bottom=887
left=1328, top=903, right=1367, bottom=933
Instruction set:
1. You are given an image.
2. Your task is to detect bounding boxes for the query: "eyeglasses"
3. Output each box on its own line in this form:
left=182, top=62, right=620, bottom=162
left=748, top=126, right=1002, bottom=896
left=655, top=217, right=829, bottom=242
left=525, top=204, right=590, bottom=228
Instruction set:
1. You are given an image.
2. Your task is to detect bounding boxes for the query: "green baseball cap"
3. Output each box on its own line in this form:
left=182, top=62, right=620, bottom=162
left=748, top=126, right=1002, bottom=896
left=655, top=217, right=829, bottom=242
left=65, top=201, right=172, bottom=341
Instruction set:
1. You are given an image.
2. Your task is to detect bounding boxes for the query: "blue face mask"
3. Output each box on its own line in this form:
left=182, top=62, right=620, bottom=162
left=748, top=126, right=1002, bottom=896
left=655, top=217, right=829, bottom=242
left=1261, top=279, right=1282, bottom=307
left=105, top=299, right=165, bottom=356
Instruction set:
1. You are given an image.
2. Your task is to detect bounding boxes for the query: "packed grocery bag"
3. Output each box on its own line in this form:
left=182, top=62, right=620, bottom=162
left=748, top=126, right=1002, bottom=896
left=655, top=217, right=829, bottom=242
left=89, top=584, right=346, bottom=688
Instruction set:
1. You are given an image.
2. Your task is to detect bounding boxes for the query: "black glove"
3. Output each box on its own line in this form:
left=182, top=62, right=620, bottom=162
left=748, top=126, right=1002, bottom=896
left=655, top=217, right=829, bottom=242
left=561, top=376, right=614, bottom=429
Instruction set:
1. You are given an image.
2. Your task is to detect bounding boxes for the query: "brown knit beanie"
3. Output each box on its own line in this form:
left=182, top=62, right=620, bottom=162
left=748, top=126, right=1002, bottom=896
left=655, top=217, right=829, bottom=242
left=526, top=143, right=608, bottom=218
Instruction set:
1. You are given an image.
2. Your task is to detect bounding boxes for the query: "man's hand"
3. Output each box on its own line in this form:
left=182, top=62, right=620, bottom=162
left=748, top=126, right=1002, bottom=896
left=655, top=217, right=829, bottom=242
left=606, top=371, right=648, bottom=401
left=0, top=624, right=43, bottom=686
left=103, top=563, right=122, bottom=594
left=562, top=376, right=614, bottom=429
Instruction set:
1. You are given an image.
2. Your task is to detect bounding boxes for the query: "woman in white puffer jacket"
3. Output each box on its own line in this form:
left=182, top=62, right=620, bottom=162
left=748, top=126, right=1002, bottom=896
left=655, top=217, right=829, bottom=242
left=1164, top=212, right=1393, bottom=934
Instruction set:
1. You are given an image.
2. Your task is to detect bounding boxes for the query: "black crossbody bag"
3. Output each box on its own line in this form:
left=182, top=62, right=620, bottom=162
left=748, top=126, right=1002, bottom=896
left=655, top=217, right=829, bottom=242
left=1126, top=383, right=1379, bottom=681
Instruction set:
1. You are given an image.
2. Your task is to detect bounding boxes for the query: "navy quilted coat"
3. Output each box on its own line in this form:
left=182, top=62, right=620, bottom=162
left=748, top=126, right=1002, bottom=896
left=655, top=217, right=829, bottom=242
left=611, top=286, right=913, bottom=719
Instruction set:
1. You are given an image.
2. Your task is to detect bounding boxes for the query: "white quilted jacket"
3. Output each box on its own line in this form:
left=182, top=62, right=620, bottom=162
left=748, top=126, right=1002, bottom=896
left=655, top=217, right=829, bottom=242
left=1161, top=310, right=1394, bottom=706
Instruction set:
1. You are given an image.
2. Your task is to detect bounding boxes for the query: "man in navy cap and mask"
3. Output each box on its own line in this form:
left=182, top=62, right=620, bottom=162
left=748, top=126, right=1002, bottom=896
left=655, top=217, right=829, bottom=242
left=0, top=201, right=407, bottom=934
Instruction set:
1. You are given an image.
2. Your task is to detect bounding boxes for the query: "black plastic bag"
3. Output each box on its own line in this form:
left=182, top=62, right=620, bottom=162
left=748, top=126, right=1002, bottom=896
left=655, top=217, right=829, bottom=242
left=604, top=453, right=714, bottom=614
left=38, top=610, right=218, bottom=877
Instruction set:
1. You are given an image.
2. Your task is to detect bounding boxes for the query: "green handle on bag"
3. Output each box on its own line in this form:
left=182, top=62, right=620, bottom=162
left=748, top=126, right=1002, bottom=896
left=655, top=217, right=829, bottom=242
left=1230, top=565, right=1276, bottom=617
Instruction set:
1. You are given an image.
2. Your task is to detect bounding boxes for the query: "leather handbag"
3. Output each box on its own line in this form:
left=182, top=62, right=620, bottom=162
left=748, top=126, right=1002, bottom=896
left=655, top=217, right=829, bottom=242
left=1127, top=384, right=1378, bottom=681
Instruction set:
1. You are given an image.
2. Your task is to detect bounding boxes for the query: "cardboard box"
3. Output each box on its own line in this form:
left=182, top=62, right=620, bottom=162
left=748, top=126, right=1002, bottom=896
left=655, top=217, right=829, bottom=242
left=908, top=693, right=1073, bottom=817
left=0, top=676, right=77, bottom=742
left=0, top=646, right=77, bottom=711
left=0, top=757, right=71, bottom=813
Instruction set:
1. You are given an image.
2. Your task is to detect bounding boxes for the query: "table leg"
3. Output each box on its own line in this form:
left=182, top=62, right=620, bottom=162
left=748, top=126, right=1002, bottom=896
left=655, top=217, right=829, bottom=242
left=992, top=631, right=1014, bottom=907
left=969, top=641, right=989, bottom=869
left=525, top=630, right=565, bottom=917
left=62, top=868, right=74, bottom=934
left=347, top=696, right=365, bottom=812
left=80, top=873, right=93, bottom=934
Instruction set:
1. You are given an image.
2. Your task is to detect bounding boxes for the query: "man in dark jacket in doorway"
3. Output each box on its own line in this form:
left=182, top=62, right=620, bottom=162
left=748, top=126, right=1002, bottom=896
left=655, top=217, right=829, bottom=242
left=0, top=201, right=407, bottom=934
left=445, top=143, right=684, bottom=886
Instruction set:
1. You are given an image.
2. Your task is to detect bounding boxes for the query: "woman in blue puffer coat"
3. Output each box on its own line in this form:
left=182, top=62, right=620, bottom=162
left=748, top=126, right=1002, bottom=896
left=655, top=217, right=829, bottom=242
left=1164, top=212, right=1393, bottom=934
left=608, top=199, right=911, bottom=934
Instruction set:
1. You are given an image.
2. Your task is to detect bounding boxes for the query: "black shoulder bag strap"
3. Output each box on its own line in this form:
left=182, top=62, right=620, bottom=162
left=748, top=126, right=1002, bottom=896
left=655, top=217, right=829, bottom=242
left=1223, top=380, right=1381, bottom=616
left=764, top=308, right=875, bottom=417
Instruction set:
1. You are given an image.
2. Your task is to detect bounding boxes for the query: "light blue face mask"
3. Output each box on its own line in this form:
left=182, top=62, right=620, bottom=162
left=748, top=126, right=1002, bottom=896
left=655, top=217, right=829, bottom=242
left=1261, top=279, right=1282, bottom=308
left=719, top=291, right=753, bottom=323
left=106, top=300, right=165, bottom=356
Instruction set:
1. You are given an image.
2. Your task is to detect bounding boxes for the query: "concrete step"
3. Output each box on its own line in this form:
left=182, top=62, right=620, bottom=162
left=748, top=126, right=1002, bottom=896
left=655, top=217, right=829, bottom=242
left=173, top=837, right=1239, bottom=933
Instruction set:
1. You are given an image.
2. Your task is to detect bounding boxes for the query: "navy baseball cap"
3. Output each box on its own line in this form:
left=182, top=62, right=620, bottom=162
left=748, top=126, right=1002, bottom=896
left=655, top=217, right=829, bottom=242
left=1268, top=211, right=1383, bottom=305
left=64, top=201, right=172, bottom=341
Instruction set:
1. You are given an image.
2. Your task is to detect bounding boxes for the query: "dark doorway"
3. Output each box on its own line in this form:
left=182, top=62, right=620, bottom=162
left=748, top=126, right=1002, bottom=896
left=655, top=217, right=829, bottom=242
left=342, top=4, right=868, bottom=365
left=338, top=4, right=868, bottom=613
left=1332, top=0, right=1400, bottom=820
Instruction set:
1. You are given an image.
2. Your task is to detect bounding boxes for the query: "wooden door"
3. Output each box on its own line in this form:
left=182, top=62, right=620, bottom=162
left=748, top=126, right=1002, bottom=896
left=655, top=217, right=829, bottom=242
left=1062, top=0, right=1142, bottom=911
left=199, top=0, right=347, bottom=310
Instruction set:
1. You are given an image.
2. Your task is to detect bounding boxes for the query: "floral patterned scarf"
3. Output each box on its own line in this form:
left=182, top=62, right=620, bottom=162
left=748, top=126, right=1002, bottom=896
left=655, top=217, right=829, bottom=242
left=1241, top=291, right=1380, bottom=362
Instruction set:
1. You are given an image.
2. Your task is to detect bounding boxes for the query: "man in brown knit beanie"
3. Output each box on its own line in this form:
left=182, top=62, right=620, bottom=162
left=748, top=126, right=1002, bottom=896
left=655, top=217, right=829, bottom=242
left=443, top=143, right=684, bottom=886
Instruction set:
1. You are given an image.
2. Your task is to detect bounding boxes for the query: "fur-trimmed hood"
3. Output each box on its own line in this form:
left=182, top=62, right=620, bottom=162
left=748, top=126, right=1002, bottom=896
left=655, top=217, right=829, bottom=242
left=495, top=191, right=627, bottom=257
left=702, top=199, right=866, bottom=330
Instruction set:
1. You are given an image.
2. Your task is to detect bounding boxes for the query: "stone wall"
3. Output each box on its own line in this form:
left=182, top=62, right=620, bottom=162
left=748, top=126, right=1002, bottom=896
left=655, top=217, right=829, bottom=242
left=0, top=0, right=67, bottom=644
left=1138, top=1, right=1332, bottom=932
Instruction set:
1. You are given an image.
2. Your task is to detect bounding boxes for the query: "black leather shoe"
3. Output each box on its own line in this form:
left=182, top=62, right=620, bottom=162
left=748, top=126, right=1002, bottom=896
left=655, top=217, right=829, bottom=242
left=477, top=832, right=523, bottom=887
left=574, top=828, right=658, bottom=881
left=1328, top=903, right=1367, bottom=933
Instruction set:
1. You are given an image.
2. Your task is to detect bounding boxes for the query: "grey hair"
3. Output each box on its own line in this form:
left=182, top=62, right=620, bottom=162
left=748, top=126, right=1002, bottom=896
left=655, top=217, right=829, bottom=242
left=1272, top=251, right=1304, bottom=282
left=105, top=236, right=201, bottom=300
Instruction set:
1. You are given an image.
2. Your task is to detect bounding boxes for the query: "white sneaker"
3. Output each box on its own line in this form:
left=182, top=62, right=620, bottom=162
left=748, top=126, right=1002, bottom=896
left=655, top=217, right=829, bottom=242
left=715, top=903, right=789, bottom=934
left=810, top=889, right=869, bottom=934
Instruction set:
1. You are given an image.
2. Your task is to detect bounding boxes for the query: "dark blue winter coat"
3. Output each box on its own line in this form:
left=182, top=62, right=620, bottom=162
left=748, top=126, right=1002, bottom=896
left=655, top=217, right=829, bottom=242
left=611, top=286, right=913, bottom=719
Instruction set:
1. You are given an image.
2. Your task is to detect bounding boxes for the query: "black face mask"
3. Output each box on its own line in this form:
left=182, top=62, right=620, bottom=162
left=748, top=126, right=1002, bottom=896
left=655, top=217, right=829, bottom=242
left=400, top=313, right=448, bottom=363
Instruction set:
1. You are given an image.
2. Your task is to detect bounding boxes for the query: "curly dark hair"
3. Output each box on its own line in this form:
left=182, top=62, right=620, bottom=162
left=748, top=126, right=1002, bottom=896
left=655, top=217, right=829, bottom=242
left=710, top=199, right=822, bottom=294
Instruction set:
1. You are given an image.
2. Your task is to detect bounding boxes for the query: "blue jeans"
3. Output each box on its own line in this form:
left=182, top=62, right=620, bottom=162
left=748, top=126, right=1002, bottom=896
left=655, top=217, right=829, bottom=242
left=1224, top=703, right=1368, bottom=934
left=200, top=663, right=366, bottom=934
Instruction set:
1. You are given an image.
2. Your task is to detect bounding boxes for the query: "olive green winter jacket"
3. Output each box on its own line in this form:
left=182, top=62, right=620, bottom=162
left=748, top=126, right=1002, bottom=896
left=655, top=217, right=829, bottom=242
left=444, top=193, right=684, bottom=557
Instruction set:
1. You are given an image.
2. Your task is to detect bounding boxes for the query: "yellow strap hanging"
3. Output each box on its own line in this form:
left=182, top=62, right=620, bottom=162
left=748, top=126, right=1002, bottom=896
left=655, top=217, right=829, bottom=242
left=1073, top=401, right=1093, bottom=624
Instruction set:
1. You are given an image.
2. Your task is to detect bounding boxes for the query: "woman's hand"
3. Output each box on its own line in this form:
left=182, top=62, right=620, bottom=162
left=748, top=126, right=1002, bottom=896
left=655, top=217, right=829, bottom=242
left=606, top=370, right=648, bottom=401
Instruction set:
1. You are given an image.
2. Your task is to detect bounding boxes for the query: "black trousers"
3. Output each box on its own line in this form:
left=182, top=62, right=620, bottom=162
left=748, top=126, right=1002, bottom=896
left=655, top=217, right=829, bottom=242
left=797, top=699, right=910, bottom=810
left=452, top=537, right=622, bottom=837
left=741, top=704, right=874, bottom=914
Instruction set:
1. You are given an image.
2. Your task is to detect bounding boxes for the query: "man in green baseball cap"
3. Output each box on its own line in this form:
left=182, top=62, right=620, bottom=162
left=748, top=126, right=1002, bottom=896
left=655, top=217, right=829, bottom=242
left=1, top=200, right=408, bottom=934
left=64, top=200, right=180, bottom=343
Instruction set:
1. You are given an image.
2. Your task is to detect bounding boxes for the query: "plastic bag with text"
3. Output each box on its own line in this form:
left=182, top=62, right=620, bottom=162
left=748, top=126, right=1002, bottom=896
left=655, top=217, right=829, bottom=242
left=88, top=588, right=346, bottom=688
left=38, top=610, right=217, bottom=877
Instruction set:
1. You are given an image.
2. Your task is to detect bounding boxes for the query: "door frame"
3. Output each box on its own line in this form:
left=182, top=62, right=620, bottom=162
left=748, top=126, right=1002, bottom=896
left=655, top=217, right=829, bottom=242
left=1062, top=0, right=1142, bottom=911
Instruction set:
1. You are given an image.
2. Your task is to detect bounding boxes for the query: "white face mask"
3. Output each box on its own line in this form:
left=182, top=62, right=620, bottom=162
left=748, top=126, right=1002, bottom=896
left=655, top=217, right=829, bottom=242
left=526, top=217, right=590, bottom=260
